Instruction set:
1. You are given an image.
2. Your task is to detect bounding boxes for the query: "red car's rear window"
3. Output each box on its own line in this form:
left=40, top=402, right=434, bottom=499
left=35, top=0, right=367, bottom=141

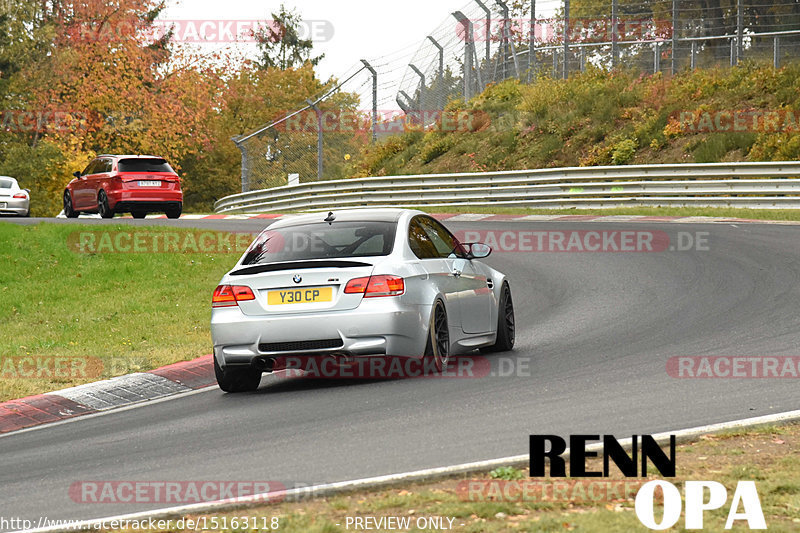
left=118, top=158, right=174, bottom=173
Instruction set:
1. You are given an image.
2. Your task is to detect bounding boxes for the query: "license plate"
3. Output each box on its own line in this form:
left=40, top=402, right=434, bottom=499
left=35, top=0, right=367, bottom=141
left=268, top=287, right=333, bottom=305
left=138, top=181, right=161, bottom=187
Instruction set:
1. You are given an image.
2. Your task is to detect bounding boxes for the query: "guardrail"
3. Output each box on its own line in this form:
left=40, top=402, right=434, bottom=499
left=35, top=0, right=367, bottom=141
left=214, top=162, right=800, bottom=214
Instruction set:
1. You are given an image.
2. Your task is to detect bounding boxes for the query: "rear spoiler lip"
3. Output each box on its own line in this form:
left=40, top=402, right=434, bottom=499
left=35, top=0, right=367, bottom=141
left=230, top=260, right=374, bottom=277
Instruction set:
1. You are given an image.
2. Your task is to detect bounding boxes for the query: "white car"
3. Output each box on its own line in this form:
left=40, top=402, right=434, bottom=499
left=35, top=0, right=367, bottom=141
left=0, top=177, right=30, bottom=217
left=210, top=209, right=515, bottom=392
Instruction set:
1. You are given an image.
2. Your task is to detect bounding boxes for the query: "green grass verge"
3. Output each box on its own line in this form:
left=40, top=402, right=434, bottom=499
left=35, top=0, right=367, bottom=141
left=128, top=423, right=800, bottom=532
left=0, top=222, right=239, bottom=402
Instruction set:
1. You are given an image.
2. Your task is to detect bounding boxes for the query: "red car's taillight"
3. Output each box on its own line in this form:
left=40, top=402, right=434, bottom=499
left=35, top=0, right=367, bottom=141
left=212, top=285, right=255, bottom=308
left=344, top=275, right=405, bottom=297
left=12, top=192, right=27, bottom=199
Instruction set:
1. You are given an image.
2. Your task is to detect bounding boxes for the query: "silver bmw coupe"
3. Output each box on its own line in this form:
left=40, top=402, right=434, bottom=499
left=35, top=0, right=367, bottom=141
left=210, top=209, right=514, bottom=392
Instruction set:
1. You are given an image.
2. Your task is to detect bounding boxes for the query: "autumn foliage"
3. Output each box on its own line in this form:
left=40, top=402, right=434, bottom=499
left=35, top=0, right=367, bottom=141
left=0, top=0, right=341, bottom=215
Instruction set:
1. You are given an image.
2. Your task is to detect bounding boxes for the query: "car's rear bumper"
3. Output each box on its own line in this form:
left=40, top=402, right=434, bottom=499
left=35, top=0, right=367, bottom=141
left=107, top=189, right=182, bottom=211
left=112, top=200, right=182, bottom=213
left=0, top=198, right=29, bottom=216
left=211, top=299, right=430, bottom=368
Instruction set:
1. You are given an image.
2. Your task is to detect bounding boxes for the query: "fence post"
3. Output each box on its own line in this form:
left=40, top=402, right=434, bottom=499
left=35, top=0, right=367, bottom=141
left=453, top=11, right=474, bottom=102
left=691, top=41, right=697, bottom=69
left=496, top=0, right=521, bottom=80
left=529, top=0, right=536, bottom=82
left=580, top=46, right=585, bottom=72
left=474, top=0, right=492, bottom=67
left=774, top=36, right=780, bottom=69
left=563, top=0, right=570, bottom=79
left=234, top=138, right=248, bottom=193
left=736, top=0, right=743, bottom=64
left=409, top=64, right=426, bottom=114
left=360, top=60, right=378, bottom=143
left=552, top=49, right=558, bottom=78
left=611, top=0, right=618, bottom=69
left=506, top=21, right=522, bottom=80
left=495, top=1, right=521, bottom=81
left=396, top=92, right=412, bottom=114
left=671, top=0, right=678, bottom=74
left=654, top=42, right=660, bottom=73
left=730, top=38, right=736, bottom=67
left=495, top=2, right=508, bottom=80
left=427, top=36, right=445, bottom=110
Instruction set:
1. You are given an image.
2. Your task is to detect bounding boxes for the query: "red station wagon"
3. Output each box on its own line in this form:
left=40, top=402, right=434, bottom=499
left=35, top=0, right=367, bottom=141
left=64, top=155, right=183, bottom=219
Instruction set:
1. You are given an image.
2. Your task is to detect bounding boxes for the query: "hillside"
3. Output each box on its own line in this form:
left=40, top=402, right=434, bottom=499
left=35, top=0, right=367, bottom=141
left=352, top=63, right=800, bottom=178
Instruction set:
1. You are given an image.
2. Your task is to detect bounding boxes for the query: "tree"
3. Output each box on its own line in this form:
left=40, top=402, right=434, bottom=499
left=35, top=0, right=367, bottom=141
left=254, top=4, right=324, bottom=71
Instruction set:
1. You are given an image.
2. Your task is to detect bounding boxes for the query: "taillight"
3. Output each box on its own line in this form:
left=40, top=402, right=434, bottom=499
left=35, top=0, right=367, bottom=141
left=344, top=277, right=370, bottom=294
left=344, top=275, right=404, bottom=298
left=212, top=285, right=255, bottom=308
left=232, top=285, right=255, bottom=301
left=12, top=192, right=27, bottom=199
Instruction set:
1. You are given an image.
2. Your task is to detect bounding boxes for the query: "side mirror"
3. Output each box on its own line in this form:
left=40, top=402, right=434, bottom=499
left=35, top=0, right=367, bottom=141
left=73, top=171, right=82, bottom=179
left=466, top=242, right=492, bottom=259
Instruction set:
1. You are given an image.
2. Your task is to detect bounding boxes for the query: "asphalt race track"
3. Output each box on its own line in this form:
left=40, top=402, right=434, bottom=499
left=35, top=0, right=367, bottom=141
left=2, top=217, right=800, bottom=525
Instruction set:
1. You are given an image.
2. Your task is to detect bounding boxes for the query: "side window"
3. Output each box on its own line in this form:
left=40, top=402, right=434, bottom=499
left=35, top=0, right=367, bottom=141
left=82, top=160, right=99, bottom=175
left=408, top=217, right=439, bottom=259
left=100, top=159, right=113, bottom=173
left=418, top=216, right=466, bottom=259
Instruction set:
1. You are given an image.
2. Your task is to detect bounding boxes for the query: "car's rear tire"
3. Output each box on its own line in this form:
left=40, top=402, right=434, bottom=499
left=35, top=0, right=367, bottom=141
left=214, top=356, right=262, bottom=393
left=64, top=191, right=79, bottom=218
left=131, top=211, right=147, bottom=219
left=98, top=191, right=114, bottom=219
left=166, top=205, right=182, bottom=219
left=482, top=282, right=515, bottom=353
left=424, top=299, right=450, bottom=372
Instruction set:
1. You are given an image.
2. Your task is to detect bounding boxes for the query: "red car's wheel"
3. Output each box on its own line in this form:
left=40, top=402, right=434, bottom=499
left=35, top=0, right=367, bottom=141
left=98, top=191, right=114, bottom=219
left=63, top=191, right=79, bottom=218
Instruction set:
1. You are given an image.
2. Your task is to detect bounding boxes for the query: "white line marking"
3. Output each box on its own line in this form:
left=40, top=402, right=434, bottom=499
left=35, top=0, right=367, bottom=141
left=16, top=408, right=800, bottom=533
left=447, top=213, right=493, bottom=222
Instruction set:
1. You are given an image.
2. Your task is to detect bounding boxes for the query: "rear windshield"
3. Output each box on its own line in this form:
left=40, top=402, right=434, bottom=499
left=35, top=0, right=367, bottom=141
left=0, top=179, right=13, bottom=189
left=118, top=158, right=174, bottom=173
left=242, top=221, right=397, bottom=265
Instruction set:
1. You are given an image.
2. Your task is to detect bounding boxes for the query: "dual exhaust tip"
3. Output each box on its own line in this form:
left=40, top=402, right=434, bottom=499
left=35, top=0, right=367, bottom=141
left=252, top=354, right=354, bottom=373
left=252, top=356, right=276, bottom=372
